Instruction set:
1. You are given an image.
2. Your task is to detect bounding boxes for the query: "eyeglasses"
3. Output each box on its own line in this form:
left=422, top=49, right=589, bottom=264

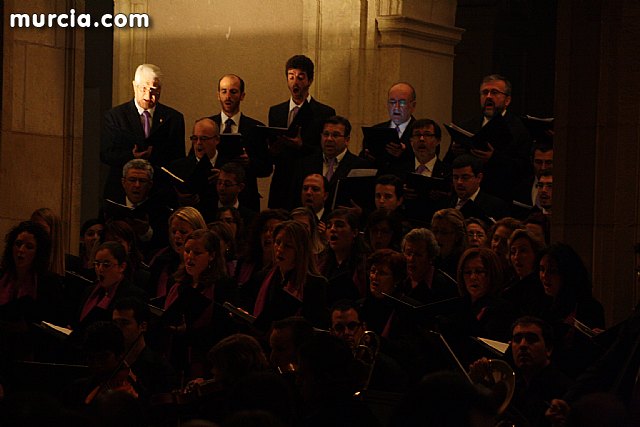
left=332, top=321, right=361, bottom=334
left=480, top=89, right=509, bottom=97
left=411, top=132, right=436, bottom=139
left=136, top=85, right=160, bottom=94
left=94, top=260, right=114, bottom=268
left=216, top=180, right=239, bottom=188
left=535, top=182, right=553, bottom=189
left=190, top=135, right=217, bottom=142
left=467, top=232, right=486, bottom=238
left=222, top=217, right=237, bottom=224
left=387, top=99, right=409, bottom=107
left=321, top=131, right=346, bottom=139
left=463, top=268, right=487, bottom=276
left=124, top=177, right=150, bottom=184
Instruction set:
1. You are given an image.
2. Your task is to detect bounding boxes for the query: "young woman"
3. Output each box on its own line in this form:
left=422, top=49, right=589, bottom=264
left=103, top=220, right=151, bottom=292
left=319, top=209, right=369, bottom=304
left=66, top=218, right=104, bottom=275
left=164, top=229, right=237, bottom=379
left=147, top=207, right=207, bottom=300
left=253, top=221, right=328, bottom=329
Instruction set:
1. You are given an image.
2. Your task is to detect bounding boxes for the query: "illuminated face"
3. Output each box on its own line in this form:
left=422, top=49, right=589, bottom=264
left=321, top=123, right=349, bottom=159
left=273, top=230, right=296, bottom=274
left=169, top=218, right=195, bottom=254
left=331, top=308, right=365, bottom=350
left=466, top=223, right=486, bottom=248
left=219, top=210, right=238, bottom=239
left=133, top=77, right=161, bottom=110
left=94, top=248, right=126, bottom=289
left=403, top=240, right=431, bottom=282
left=191, top=120, right=220, bottom=160
left=462, top=256, right=489, bottom=302
left=387, top=83, right=416, bottom=125
left=410, top=125, right=440, bottom=164
left=301, top=175, right=327, bottom=214
left=326, top=216, right=357, bottom=253
left=287, top=68, right=312, bottom=103
left=183, top=238, right=214, bottom=281
left=83, top=224, right=104, bottom=256
left=375, top=184, right=403, bottom=211
left=431, top=218, right=458, bottom=258
left=479, top=79, right=511, bottom=119
left=539, top=255, right=562, bottom=297
left=122, top=168, right=152, bottom=204
left=533, top=149, right=553, bottom=177
left=510, top=237, right=536, bottom=279
left=13, top=231, right=37, bottom=271
left=216, top=170, right=244, bottom=206
left=217, top=75, right=245, bottom=116
left=452, top=166, right=482, bottom=201
left=369, top=263, right=396, bottom=300
left=511, top=323, right=551, bottom=371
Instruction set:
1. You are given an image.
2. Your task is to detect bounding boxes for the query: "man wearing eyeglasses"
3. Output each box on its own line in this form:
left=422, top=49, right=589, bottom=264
left=446, top=74, right=532, bottom=203
left=361, top=82, right=417, bottom=174
left=294, top=116, right=371, bottom=211
left=215, top=162, right=256, bottom=227
left=209, top=74, right=271, bottom=212
left=101, top=64, right=186, bottom=201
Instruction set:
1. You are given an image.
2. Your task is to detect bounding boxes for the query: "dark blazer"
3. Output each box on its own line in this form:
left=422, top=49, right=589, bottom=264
left=452, top=189, right=510, bottom=222
left=294, top=150, right=372, bottom=210
left=267, top=98, right=336, bottom=210
left=101, top=100, right=186, bottom=200
left=209, top=113, right=271, bottom=212
left=362, top=117, right=416, bottom=175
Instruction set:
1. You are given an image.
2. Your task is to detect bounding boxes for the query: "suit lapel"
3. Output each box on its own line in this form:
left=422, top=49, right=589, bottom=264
left=126, top=100, right=145, bottom=140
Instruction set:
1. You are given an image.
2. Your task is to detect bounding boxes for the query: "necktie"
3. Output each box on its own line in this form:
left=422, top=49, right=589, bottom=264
left=455, top=199, right=466, bottom=210
left=288, top=106, right=300, bottom=127
left=326, top=158, right=336, bottom=182
left=224, top=118, right=234, bottom=134
left=395, top=124, right=402, bottom=137
left=415, top=164, right=427, bottom=175
left=142, top=110, right=151, bottom=138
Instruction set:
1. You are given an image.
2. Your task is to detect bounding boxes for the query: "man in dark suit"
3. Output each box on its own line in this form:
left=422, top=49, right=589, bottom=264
left=215, top=162, right=257, bottom=227
left=209, top=74, right=271, bottom=212
left=361, top=82, right=417, bottom=174
left=294, top=115, right=372, bottom=210
left=450, top=154, right=509, bottom=222
left=267, top=55, right=336, bottom=210
left=512, top=142, right=554, bottom=208
left=101, top=64, right=186, bottom=200
left=445, top=74, right=532, bottom=202
left=166, top=118, right=222, bottom=221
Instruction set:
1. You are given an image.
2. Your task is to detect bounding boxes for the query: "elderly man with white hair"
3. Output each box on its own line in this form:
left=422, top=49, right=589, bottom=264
left=101, top=63, right=185, bottom=200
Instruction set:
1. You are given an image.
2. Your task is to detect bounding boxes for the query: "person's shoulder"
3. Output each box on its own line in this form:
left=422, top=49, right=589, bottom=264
left=239, top=113, right=265, bottom=128
left=106, top=99, right=135, bottom=116
left=155, top=103, right=184, bottom=119
left=372, top=120, right=391, bottom=128
left=309, top=98, right=336, bottom=115
left=269, top=100, right=289, bottom=112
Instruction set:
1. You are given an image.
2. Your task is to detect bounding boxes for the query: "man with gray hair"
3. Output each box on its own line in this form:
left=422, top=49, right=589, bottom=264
left=400, top=228, right=458, bottom=304
left=101, top=63, right=185, bottom=200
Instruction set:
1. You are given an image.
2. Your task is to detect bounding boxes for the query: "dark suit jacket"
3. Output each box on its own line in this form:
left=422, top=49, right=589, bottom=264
left=101, top=100, right=186, bottom=200
left=362, top=117, right=416, bottom=175
left=452, top=189, right=510, bottom=222
left=167, top=153, right=221, bottom=222
left=293, top=150, right=372, bottom=210
left=209, top=113, right=271, bottom=212
left=444, top=111, right=532, bottom=201
left=267, top=98, right=336, bottom=209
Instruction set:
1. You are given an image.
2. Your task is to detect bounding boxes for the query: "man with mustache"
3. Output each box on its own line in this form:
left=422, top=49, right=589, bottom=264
left=267, top=55, right=336, bottom=210
left=446, top=74, right=532, bottom=202
left=209, top=74, right=271, bottom=212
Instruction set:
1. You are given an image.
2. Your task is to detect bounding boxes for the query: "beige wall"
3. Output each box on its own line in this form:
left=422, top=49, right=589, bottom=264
left=1, top=0, right=85, bottom=256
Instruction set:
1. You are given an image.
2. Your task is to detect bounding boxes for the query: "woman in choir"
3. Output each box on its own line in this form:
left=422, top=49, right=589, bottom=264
left=252, top=221, right=328, bottom=329
left=464, top=217, right=488, bottom=249
left=365, top=208, right=404, bottom=252
left=30, top=207, right=65, bottom=276
left=431, top=208, right=468, bottom=279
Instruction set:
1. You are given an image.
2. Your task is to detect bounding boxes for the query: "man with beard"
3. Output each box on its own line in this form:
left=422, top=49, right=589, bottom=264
left=470, top=316, right=572, bottom=427
left=267, top=55, right=336, bottom=210
left=446, top=74, right=532, bottom=202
